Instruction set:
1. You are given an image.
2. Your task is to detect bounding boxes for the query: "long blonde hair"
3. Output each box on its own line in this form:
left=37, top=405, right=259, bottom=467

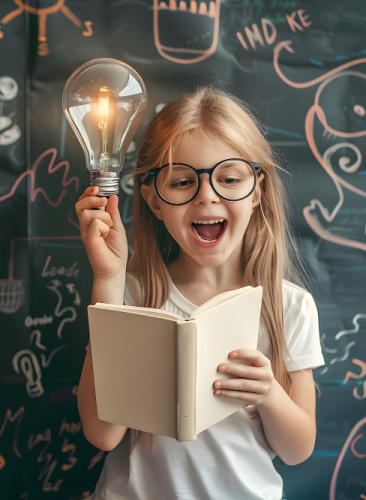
left=128, top=86, right=304, bottom=450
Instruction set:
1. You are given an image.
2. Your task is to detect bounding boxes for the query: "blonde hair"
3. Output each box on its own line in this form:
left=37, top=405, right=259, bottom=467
left=127, top=86, right=304, bottom=450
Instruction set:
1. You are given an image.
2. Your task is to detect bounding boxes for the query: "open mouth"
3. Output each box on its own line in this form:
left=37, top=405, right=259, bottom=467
left=191, top=219, right=227, bottom=243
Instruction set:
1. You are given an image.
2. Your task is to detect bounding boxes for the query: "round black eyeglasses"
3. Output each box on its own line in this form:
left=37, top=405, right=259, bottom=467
left=140, top=158, right=262, bottom=206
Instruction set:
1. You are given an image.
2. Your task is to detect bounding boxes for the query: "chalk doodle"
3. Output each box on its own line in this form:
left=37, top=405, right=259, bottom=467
left=273, top=41, right=366, bottom=252
left=0, top=403, right=103, bottom=494
left=0, top=147, right=79, bottom=206
left=0, top=75, right=21, bottom=146
left=320, top=312, right=366, bottom=377
left=0, top=236, right=81, bottom=314
left=236, top=9, right=312, bottom=51
left=12, top=350, right=44, bottom=398
left=0, top=406, right=25, bottom=458
left=0, top=0, right=93, bottom=56
left=330, top=417, right=366, bottom=500
left=30, top=330, right=47, bottom=351
left=344, top=359, right=366, bottom=400
left=46, top=279, right=78, bottom=339
left=2, top=238, right=82, bottom=398
left=153, top=0, right=220, bottom=63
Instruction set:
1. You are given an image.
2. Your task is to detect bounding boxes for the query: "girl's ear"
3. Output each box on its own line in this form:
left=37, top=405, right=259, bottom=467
left=140, top=184, right=164, bottom=220
left=251, top=174, right=264, bottom=213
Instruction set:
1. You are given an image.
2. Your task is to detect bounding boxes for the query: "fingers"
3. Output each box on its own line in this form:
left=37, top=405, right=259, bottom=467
left=75, top=188, right=110, bottom=242
left=214, top=378, right=265, bottom=393
left=105, top=195, right=124, bottom=231
left=212, top=388, right=256, bottom=404
left=85, top=217, right=112, bottom=243
left=76, top=190, right=107, bottom=217
left=78, top=185, right=100, bottom=201
left=75, top=187, right=125, bottom=244
left=214, top=349, right=275, bottom=404
left=217, top=361, right=270, bottom=381
left=228, top=348, right=270, bottom=367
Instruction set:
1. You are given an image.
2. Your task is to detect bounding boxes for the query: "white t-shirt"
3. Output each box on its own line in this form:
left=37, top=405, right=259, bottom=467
left=89, top=277, right=324, bottom=500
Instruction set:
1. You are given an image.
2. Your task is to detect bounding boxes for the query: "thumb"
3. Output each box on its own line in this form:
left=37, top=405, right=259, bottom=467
left=105, top=195, right=124, bottom=230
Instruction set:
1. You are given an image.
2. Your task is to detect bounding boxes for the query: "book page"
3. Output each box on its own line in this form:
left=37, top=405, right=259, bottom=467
left=194, top=286, right=263, bottom=434
left=89, top=307, right=179, bottom=438
left=191, top=286, right=251, bottom=318
left=94, top=302, right=183, bottom=321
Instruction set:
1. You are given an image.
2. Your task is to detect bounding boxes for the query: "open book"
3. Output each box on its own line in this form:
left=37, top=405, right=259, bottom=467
left=88, top=285, right=262, bottom=442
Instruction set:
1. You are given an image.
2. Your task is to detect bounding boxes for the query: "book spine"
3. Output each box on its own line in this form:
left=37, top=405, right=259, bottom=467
left=176, top=321, right=196, bottom=441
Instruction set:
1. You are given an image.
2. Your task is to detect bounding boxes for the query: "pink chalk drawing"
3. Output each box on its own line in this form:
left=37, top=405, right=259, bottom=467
left=273, top=41, right=366, bottom=252
left=344, top=358, right=366, bottom=400
left=330, top=417, right=366, bottom=500
left=0, top=148, right=80, bottom=313
left=0, top=147, right=79, bottom=206
left=153, top=0, right=220, bottom=64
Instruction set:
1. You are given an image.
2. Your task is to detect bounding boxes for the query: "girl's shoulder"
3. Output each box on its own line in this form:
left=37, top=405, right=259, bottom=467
left=282, top=279, right=318, bottom=318
left=281, top=280, right=324, bottom=370
left=282, top=279, right=313, bottom=301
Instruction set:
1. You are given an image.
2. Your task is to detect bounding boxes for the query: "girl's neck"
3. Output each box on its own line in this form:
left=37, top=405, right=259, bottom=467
left=169, top=252, right=245, bottom=306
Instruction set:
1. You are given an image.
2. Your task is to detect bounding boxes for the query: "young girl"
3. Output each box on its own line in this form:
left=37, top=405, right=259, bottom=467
left=76, top=87, right=324, bottom=500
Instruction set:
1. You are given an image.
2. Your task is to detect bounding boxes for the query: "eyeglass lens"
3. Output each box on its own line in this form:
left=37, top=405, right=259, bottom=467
left=156, top=160, right=255, bottom=204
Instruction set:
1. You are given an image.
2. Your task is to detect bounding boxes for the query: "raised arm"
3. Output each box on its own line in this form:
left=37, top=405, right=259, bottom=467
left=76, top=186, right=129, bottom=451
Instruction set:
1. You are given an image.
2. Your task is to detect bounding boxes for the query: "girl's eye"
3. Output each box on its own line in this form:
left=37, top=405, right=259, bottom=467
left=171, top=179, right=194, bottom=188
left=221, top=177, right=241, bottom=185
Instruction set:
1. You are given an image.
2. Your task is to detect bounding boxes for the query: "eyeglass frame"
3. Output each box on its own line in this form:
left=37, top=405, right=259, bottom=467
left=139, top=158, right=263, bottom=206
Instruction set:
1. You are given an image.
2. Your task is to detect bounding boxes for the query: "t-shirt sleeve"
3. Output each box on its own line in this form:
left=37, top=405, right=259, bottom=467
left=283, top=287, right=325, bottom=372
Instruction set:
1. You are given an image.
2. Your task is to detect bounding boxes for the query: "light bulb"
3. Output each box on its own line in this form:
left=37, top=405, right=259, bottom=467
left=62, top=58, right=147, bottom=196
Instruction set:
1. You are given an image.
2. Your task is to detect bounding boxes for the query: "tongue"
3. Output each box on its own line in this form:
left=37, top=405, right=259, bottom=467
left=193, top=222, right=224, bottom=240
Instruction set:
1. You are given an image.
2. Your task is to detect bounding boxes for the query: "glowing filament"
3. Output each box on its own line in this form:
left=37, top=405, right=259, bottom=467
left=98, top=86, right=111, bottom=154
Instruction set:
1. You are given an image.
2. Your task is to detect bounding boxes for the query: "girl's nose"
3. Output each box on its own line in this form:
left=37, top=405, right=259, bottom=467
left=193, top=173, right=220, bottom=204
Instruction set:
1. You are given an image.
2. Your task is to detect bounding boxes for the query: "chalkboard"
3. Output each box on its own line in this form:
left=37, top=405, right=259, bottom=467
left=0, top=1, right=365, bottom=499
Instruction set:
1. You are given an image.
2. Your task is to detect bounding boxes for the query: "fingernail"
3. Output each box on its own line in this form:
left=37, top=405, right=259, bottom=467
left=220, top=365, right=227, bottom=372
left=230, top=351, right=238, bottom=358
left=215, top=382, right=221, bottom=388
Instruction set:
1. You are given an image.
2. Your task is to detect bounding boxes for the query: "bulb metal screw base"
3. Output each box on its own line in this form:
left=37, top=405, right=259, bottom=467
left=90, top=171, right=120, bottom=197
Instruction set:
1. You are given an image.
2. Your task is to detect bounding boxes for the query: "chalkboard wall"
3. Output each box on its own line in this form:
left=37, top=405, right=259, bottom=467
left=0, top=1, right=365, bottom=499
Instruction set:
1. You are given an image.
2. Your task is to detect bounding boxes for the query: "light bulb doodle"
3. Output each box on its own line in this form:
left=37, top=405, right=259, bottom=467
left=153, top=0, right=220, bottom=64
left=0, top=0, right=93, bottom=56
left=12, top=350, right=44, bottom=398
left=63, top=58, right=147, bottom=196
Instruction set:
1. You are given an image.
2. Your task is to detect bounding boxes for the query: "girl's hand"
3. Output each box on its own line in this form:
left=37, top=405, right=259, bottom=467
left=213, top=349, right=275, bottom=406
left=75, top=186, right=128, bottom=280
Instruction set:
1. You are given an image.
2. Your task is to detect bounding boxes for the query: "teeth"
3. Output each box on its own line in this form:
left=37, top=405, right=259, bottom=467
left=192, top=219, right=225, bottom=225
